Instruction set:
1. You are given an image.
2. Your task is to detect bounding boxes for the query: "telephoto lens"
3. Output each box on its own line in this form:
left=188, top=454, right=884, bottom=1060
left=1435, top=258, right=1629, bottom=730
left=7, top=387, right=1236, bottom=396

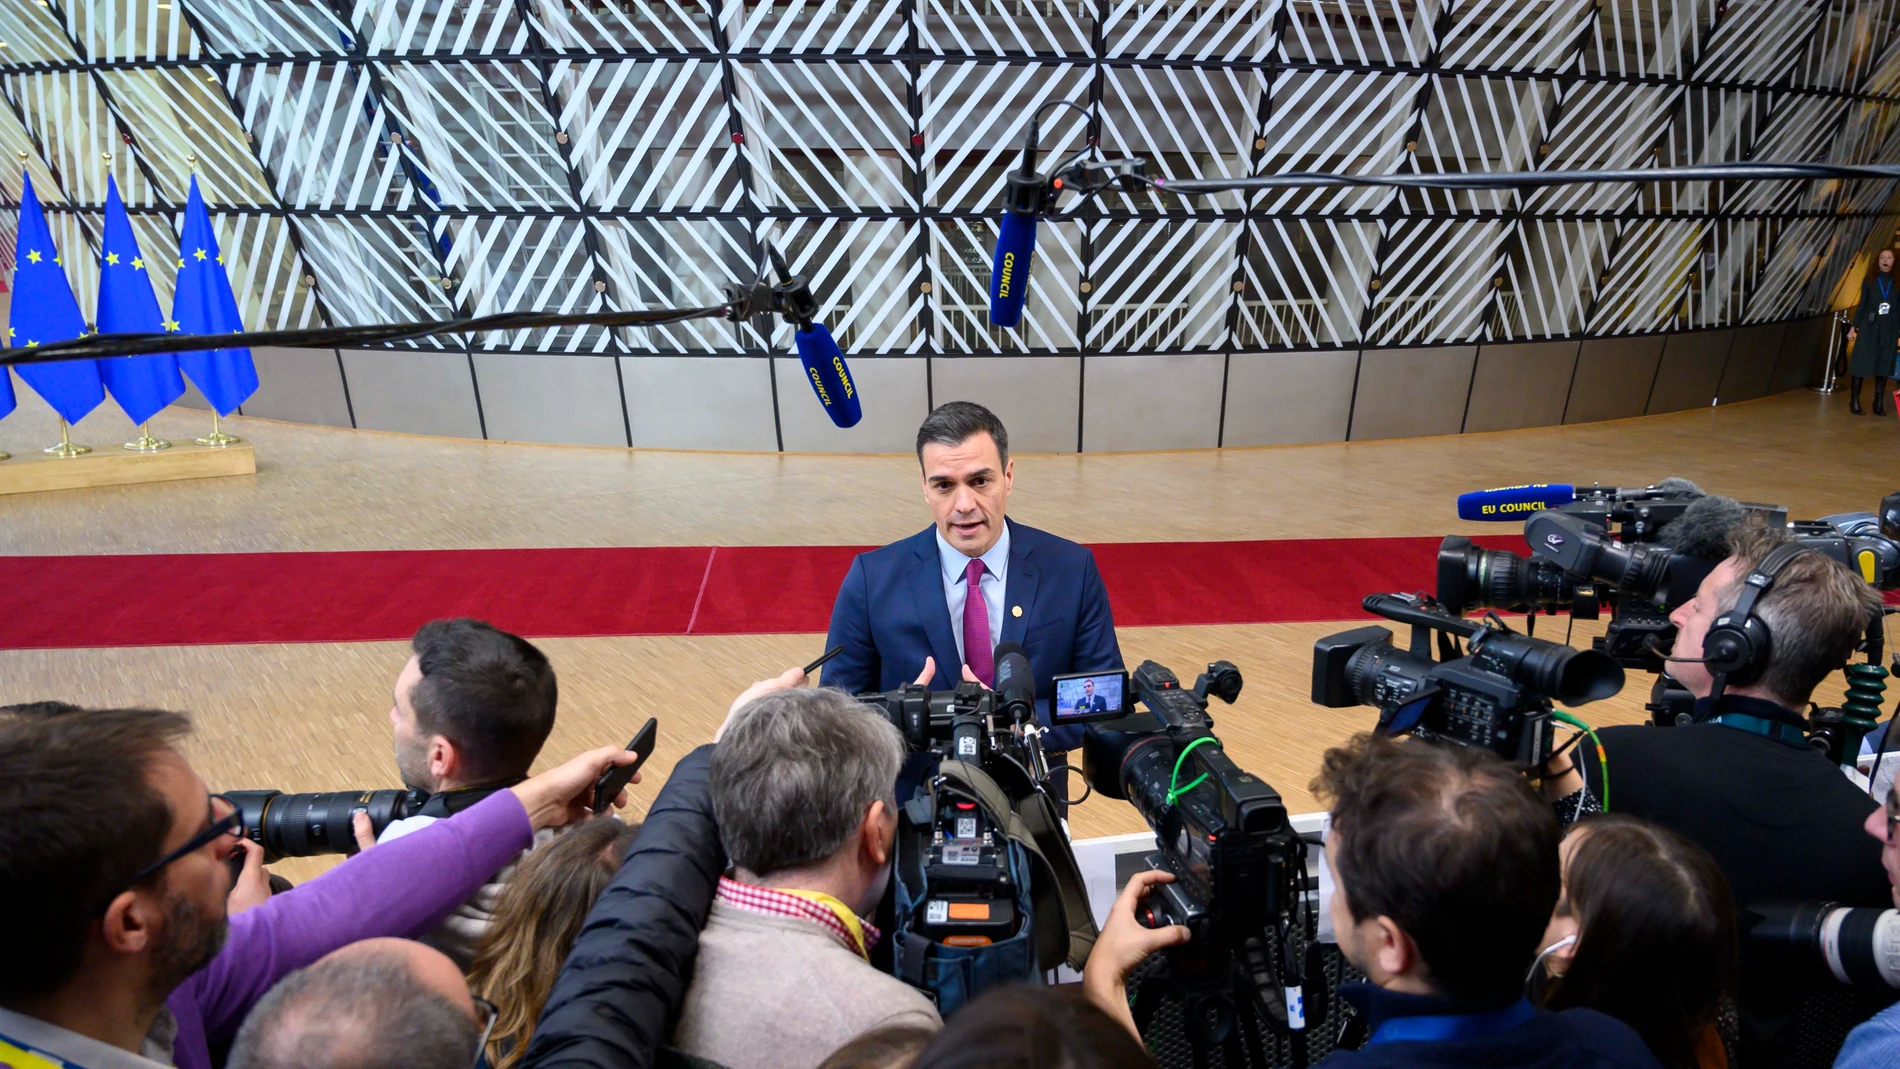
left=1747, top=901, right=1900, bottom=990
left=1437, top=535, right=1582, bottom=615
left=225, top=789, right=419, bottom=862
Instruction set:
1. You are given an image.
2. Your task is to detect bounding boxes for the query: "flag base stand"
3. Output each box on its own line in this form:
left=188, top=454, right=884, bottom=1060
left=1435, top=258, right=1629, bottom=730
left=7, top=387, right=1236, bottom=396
left=0, top=439, right=253, bottom=496
left=0, top=450, right=10, bottom=462
left=195, top=412, right=241, bottom=448
left=43, top=420, right=91, bottom=458
left=125, top=423, right=171, bottom=452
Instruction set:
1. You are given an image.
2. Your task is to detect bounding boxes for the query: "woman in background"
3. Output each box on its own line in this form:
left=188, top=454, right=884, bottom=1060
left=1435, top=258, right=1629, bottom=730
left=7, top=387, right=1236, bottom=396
left=469, top=816, right=642, bottom=1069
left=1537, top=815, right=1737, bottom=1069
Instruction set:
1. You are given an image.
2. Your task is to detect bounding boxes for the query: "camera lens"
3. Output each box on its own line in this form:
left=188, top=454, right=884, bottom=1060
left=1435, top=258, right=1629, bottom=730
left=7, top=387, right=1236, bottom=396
left=1439, top=536, right=1577, bottom=614
left=228, top=789, right=415, bottom=860
left=1471, top=631, right=1624, bottom=706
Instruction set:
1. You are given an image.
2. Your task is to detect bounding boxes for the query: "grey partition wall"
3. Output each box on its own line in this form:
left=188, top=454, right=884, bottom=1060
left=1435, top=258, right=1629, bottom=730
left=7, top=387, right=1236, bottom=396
left=0, top=0, right=1892, bottom=454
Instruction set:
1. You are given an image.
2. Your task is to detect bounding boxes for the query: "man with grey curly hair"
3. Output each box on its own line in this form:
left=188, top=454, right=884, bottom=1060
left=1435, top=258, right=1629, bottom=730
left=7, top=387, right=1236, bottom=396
left=671, top=687, right=940, bottom=1069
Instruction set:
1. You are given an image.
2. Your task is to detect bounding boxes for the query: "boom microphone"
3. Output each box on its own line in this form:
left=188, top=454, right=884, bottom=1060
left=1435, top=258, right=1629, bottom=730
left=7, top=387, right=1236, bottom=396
left=794, top=323, right=861, bottom=429
left=989, top=122, right=1051, bottom=330
left=1457, top=484, right=1579, bottom=521
left=1657, top=494, right=1748, bottom=561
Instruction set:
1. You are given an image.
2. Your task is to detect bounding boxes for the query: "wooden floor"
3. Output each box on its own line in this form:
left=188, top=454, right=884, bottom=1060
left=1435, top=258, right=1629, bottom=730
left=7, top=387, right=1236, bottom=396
left=0, top=386, right=1891, bottom=881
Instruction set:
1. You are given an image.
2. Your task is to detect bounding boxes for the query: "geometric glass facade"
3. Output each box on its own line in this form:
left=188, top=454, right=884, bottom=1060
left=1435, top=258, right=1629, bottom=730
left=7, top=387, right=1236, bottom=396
left=1, top=0, right=1897, bottom=370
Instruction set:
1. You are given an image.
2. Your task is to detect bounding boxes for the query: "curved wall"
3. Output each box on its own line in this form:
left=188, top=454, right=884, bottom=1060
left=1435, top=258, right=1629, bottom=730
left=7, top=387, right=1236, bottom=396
left=231, top=315, right=1832, bottom=452
left=0, top=0, right=1888, bottom=451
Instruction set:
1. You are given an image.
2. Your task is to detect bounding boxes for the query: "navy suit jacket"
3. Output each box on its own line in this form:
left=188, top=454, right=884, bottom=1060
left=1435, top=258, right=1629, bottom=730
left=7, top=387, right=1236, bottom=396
left=822, top=519, right=1123, bottom=752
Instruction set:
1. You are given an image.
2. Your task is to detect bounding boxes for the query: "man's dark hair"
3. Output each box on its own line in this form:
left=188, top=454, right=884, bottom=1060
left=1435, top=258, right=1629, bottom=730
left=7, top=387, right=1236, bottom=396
left=409, top=619, right=557, bottom=783
left=0, top=706, right=191, bottom=999
left=908, top=985, right=1154, bottom=1069
left=0, top=699, right=85, bottom=718
left=916, top=401, right=1009, bottom=469
left=1314, top=733, right=1561, bottom=1004
left=227, top=954, right=478, bottom=1069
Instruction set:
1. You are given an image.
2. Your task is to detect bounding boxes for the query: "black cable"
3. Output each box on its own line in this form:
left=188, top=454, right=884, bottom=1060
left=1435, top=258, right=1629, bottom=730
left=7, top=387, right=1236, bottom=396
left=0, top=303, right=730, bottom=369
left=1145, top=161, right=1900, bottom=194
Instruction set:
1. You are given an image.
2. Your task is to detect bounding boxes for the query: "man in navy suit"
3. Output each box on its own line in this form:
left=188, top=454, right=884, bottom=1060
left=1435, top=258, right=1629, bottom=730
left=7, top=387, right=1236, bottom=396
left=822, top=401, right=1122, bottom=755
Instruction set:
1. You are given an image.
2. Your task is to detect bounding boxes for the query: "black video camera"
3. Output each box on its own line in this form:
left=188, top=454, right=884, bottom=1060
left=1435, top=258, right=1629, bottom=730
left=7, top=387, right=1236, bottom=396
left=1313, top=593, right=1624, bottom=765
left=854, top=646, right=1051, bottom=799
left=1084, top=660, right=1323, bottom=1045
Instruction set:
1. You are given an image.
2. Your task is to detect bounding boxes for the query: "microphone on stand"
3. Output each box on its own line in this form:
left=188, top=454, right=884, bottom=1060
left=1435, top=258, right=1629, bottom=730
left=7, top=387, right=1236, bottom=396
left=989, top=122, right=1054, bottom=330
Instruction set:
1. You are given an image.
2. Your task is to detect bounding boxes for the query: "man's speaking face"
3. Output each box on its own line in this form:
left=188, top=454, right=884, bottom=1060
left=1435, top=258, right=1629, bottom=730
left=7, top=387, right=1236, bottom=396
left=921, top=431, right=1013, bottom=558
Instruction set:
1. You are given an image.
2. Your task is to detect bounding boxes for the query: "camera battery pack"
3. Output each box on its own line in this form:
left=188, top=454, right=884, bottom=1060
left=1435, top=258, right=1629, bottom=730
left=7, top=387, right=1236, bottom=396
left=921, top=894, right=1017, bottom=946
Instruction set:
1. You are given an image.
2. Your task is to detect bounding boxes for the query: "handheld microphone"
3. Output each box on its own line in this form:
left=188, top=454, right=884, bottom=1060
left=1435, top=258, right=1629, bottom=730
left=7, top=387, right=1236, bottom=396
left=1457, top=484, right=1579, bottom=521
left=992, top=641, right=1036, bottom=726
left=989, top=122, right=1049, bottom=330
left=793, top=323, right=861, bottom=428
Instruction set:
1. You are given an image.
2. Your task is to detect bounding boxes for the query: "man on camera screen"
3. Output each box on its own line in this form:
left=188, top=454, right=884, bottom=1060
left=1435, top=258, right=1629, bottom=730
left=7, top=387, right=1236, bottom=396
left=1544, top=520, right=1890, bottom=1068
left=372, top=617, right=561, bottom=967
left=669, top=687, right=942, bottom=1069
left=822, top=401, right=1122, bottom=757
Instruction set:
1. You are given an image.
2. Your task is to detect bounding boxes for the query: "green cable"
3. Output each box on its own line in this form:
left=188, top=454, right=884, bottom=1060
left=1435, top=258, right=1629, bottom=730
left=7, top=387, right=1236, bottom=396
left=1551, top=709, right=1608, bottom=813
left=1167, top=736, right=1222, bottom=806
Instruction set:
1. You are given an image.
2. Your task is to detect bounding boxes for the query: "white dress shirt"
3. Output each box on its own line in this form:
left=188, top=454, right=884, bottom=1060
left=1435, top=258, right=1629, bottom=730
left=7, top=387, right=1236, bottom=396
left=936, top=522, right=1010, bottom=666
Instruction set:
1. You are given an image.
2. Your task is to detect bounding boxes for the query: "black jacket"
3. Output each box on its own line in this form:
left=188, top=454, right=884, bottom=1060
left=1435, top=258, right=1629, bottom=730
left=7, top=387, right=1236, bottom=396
left=1577, top=697, right=1890, bottom=1069
left=519, top=744, right=723, bottom=1069
left=1317, top=986, right=1660, bottom=1069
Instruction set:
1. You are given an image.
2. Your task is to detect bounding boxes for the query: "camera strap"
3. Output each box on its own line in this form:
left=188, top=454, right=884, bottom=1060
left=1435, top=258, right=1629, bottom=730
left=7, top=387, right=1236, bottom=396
left=937, top=760, right=1099, bottom=971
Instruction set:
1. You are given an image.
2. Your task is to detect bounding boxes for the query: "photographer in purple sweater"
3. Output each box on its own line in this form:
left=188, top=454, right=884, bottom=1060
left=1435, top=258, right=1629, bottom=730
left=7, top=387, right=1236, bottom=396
left=0, top=706, right=639, bottom=1069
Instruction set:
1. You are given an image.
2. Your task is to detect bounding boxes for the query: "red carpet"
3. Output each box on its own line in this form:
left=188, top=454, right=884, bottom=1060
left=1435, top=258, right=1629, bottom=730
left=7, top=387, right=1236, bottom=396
left=0, top=534, right=1544, bottom=649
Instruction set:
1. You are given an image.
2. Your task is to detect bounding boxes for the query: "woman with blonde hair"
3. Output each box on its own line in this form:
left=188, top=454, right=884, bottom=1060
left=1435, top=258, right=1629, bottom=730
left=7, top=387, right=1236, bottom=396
left=468, top=816, right=641, bottom=1069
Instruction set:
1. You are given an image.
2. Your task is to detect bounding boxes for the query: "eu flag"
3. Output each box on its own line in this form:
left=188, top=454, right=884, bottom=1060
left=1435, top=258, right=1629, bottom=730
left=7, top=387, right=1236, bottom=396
left=10, top=172, right=103, bottom=425
left=96, top=176, right=184, bottom=425
left=172, top=176, right=256, bottom=416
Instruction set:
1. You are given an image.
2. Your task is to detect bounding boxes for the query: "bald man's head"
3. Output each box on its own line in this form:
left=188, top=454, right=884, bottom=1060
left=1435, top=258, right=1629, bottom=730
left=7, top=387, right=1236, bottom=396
left=228, top=938, right=478, bottom=1069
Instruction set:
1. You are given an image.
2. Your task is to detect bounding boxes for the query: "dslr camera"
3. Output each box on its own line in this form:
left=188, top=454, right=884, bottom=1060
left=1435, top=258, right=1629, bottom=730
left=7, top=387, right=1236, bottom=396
left=223, top=785, right=506, bottom=861
left=1313, top=592, right=1624, bottom=766
left=1083, top=660, right=1324, bottom=1056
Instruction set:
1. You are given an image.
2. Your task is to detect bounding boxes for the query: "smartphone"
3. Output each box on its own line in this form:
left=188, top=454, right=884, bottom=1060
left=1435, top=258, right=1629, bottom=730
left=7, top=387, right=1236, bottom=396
left=804, top=645, right=845, bottom=677
left=592, top=717, right=659, bottom=813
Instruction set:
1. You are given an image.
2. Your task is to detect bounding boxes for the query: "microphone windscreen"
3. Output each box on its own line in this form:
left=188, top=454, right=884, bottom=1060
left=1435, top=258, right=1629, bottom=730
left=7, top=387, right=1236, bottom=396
left=1456, top=484, right=1577, bottom=522
left=988, top=211, right=1037, bottom=329
left=1652, top=477, right=1705, bottom=496
left=1657, top=493, right=1747, bottom=560
left=992, top=640, right=1025, bottom=662
left=794, top=324, right=862, bottom=429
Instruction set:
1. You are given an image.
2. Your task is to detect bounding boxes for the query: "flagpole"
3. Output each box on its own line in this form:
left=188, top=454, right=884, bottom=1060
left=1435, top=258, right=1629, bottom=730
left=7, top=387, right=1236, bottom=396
left=197, top=411, right=239, bottom=447
left=44, top=418, right=90, bottom=457
left=124, top=422, right=170, bottom=451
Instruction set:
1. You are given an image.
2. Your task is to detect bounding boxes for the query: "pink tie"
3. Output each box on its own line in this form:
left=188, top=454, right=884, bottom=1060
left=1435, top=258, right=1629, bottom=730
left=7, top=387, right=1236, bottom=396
left=962, top=558, right=993, bottom=685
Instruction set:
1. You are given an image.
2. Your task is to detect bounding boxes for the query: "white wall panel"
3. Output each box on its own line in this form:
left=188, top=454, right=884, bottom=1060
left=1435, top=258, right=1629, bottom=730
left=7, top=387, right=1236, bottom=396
left=621, top=357, right=778, bottom=452
left=338, top=348, right=483, bottom=439
left=473, top=353, right=627, bottom=447
left=1082, top=354, right=1225, bottom=453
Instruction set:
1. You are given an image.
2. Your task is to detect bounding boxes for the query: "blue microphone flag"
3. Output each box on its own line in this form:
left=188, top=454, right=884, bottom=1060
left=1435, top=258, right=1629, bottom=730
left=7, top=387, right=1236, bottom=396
left=172, top=175, right=257, bottom=416
left=795, top=324, right=862, bottom=428
left=1456, top=484, right=1579, bottom=521
left=10, top=171, right=103, bottom=425
left=96, top=176, right=186, bottom=425
left=988, top=210, right=1037, bottom=329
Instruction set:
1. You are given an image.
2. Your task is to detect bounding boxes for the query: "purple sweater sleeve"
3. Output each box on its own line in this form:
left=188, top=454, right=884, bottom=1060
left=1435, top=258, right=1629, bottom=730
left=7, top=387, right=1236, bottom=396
left=165, top=789, right=534, bottom=1069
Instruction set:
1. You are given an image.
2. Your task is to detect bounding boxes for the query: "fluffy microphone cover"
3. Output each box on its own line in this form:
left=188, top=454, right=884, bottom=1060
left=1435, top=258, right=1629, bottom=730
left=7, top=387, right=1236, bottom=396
left=1651, top=477, right=1705, bottom=497
left=1658, top=493, right=1748, bottom=561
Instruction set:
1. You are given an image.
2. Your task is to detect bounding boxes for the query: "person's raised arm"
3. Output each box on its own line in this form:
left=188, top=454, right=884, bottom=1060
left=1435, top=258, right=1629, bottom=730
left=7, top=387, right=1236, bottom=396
left=520, top=742, right=722, bottom=1069
left=182, top=746, right=637, bottom=1046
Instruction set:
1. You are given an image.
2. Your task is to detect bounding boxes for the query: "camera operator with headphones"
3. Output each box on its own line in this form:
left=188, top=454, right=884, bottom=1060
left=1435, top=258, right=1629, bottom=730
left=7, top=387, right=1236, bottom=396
left=1542, top=518, right=1890, bottom=1069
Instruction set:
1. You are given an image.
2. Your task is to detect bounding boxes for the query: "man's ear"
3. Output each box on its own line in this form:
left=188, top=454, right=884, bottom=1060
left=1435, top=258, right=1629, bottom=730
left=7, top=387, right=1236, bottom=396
left=861, top=799, right=893, bottom=867
left=1372, top=915, right=1421, bottom=980
left=100, top=889, right=158, bottom=956
left=429, top=736, right=460, bottom=784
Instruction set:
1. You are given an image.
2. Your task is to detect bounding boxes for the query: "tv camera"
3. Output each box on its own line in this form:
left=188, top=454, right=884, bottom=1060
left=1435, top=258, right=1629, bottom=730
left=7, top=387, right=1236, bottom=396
left=1312, top=593, right=1625, bottom=767
left=1081, top=660, right=1327, bottom=1067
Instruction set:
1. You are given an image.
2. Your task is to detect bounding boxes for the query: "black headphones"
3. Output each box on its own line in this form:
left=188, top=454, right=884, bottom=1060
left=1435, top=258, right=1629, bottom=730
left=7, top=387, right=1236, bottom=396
left=1697, top=542, right=1813, bottom=692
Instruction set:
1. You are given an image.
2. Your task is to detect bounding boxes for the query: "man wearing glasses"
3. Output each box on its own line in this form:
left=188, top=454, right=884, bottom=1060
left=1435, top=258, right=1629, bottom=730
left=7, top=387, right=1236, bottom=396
left=0, top=706, right=636, bottom=1069
left=1834, top=777, right=1900, bottom=1069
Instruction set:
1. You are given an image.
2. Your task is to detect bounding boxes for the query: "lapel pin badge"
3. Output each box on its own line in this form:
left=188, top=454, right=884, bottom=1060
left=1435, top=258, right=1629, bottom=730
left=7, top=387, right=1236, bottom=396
left=1012, top=606, right=1022, bottom=618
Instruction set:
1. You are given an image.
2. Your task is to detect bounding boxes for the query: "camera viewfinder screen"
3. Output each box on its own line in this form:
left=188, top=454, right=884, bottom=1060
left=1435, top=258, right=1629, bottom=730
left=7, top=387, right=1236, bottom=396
left=1053, top=671, right=1128, bottom=723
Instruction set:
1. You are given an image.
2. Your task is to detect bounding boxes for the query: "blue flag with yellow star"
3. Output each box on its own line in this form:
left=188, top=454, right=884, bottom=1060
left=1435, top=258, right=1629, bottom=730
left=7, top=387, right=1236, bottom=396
left=96, top=176, right=184, bottom=425
left=10, top=171, right=103, bottom=425
left=171, top=175, right=255, bottom=416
